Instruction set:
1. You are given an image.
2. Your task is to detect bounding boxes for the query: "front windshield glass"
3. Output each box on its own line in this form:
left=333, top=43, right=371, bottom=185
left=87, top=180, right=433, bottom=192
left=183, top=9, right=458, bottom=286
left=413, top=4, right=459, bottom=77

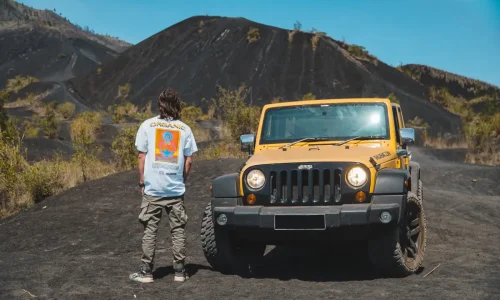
left=259, top=103, right=390, bottom=144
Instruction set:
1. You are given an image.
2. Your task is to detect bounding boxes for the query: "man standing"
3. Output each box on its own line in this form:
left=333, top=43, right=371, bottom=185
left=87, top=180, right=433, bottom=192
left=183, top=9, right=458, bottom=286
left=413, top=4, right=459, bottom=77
left=129, top=88, right=198, bottom=283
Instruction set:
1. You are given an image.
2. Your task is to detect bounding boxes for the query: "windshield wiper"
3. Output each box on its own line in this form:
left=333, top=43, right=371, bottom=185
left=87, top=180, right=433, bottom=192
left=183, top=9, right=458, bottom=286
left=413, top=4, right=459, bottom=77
left=334, top=135, right=385, bottom=146
left=279, top=137, right=331, bottom=150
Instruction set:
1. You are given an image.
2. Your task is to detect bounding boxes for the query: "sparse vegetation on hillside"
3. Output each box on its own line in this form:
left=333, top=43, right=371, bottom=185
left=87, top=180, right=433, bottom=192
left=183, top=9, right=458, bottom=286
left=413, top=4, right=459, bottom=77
left=39, top=101, right=59, bottom=139
left=6, top=75, right=39, bottom=93
left=301, top=92, right=316, bottom=100
left=247, top=27, right=260, bottom=43
left=388, top=92, right=400, bottom=104
left=56, top=102, right=76, bottom=119
left=311, top=32, right=326, bottom=51
left=117, top=83, right=131, bottom=101
left=107, top=100, right=154, bottom=123
left=0, top=109, right=115, bottom=219
left=111, top=123, right=140, bottom=171
left=206, top=84, right=261, bottom=141
left=70, top=111, right=108, bottom=182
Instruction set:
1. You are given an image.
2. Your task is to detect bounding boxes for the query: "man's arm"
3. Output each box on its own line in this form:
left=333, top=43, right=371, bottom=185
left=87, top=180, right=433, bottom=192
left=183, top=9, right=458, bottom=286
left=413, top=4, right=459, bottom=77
left=138, top=151, right=146, bottom=194
left=183, top=155, right=193, bottom=183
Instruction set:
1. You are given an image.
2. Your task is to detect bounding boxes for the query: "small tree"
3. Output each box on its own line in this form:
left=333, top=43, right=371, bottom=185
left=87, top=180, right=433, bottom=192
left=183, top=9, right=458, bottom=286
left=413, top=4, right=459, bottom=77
left=112, top=124, right=140, bottom=171
left=208, top=85, right=261, bottom=140
left=293, top=21, right=302, bottom=31
left=40, top=102, right=59, bottom=139
left=70, top=111, right=103, bottom=181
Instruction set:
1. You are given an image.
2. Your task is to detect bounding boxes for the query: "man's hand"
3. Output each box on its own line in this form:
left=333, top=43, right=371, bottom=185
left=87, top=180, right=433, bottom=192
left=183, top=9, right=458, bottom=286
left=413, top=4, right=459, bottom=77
left=138, top=151, right=146, bottom=195
left=183, top=156, right=193, bottom=183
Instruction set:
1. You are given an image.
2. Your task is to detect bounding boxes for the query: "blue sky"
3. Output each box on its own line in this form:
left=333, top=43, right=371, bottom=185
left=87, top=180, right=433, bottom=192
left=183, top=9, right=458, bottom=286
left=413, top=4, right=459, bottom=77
left=18, top=0, right=500, bottom=87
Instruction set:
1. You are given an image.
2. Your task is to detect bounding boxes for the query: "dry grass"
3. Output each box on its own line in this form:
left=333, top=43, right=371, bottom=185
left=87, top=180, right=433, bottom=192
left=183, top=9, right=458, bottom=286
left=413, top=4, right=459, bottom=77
left=247, top=27, right=260, bottom=43
left=196, top=139, right=248, bottom=160
left=311, top=32, right=325, bottom=52
left=6, top=75, right=39, bottom=93
left=423, top=134, right=468, bottom=149
left=0, top=146, right=116, bottom=220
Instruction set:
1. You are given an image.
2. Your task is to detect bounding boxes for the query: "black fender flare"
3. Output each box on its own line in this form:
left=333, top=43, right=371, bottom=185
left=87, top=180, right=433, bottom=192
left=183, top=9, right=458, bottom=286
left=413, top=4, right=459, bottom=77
left=373, top=168, right=410, bottom=195
left=409, top=161, right=421, bottom=194
left=211, top=173, right=241, bottom=198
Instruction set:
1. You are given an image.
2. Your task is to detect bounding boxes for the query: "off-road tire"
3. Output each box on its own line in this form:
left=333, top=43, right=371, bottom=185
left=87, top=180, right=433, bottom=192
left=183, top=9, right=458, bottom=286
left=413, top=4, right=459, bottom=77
left=417, top=179, right=423, bottom=202
left=200, top=202, right=265, bottom=275
left=368, top=191, right=427, bottom=277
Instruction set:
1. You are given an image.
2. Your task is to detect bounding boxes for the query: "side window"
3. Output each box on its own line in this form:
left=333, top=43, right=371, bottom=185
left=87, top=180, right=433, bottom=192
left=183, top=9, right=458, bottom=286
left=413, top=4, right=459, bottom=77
left=397, top=107, right=405, bottom=127
left=392, top=106, right=401, bottom=144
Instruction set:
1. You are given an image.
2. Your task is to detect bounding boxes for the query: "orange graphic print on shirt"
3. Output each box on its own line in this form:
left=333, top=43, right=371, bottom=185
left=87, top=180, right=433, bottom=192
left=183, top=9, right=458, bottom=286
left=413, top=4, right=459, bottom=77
left=155, top=129, right=180, bottom=163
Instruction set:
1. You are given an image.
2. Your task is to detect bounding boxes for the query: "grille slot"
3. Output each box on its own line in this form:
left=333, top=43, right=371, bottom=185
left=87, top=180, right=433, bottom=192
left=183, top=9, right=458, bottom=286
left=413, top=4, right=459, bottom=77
left=269, top=167, right=343, bottom=205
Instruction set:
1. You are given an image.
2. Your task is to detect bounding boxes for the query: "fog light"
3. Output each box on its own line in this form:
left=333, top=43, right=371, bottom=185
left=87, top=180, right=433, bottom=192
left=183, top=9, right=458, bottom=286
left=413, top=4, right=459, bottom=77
left=380, top=211, right=392, bottom=224
left=217, top=214, right=227, bottom=226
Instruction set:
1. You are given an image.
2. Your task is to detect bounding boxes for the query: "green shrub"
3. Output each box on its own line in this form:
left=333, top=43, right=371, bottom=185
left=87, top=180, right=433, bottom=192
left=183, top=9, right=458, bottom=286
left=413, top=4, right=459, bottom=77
left=40, top=102, right=60, bottom=139
left=112, top=124, right=140, bottom=171
left=57, top=102, right=76, bottom=119
left=247, top=27, right=260, bottom=43
left=108, top=101, right=139, bottom=123
left=301, top=92, right=316, bottom=100
left=0, top=140, right=30, bottom=218
left=388, top=92, right=400, bottom=104
left=181, top=105, right=204, bottom=128
left=70, top=111, right=103, bottom=181
left=207, top=85, right=261, bottom=140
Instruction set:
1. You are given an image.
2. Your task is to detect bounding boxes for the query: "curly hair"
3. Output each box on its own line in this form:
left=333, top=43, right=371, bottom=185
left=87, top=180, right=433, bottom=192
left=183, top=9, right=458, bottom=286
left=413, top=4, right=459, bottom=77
left=158, top=88, right=181, bottom=120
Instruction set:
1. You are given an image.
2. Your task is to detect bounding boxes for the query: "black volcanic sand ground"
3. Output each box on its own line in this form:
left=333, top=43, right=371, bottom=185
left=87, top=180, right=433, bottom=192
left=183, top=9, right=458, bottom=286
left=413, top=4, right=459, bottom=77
left=1, top=147, right=500, bottom=300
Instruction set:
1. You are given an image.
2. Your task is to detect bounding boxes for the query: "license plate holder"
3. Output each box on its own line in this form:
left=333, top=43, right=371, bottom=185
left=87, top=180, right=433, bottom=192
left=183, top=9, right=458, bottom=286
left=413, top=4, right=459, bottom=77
left=274, top=214, right=326, bottom=230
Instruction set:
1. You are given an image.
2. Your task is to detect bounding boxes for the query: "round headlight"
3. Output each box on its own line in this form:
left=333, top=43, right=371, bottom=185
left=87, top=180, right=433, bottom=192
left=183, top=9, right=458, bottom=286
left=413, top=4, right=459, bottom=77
left=246, top=169, right=265, bottom=190
left=347, top=167, right=367, bottom=187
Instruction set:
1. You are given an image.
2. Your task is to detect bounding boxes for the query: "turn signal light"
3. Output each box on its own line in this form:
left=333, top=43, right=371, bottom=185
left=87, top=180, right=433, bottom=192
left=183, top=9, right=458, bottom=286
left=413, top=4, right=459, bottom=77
left=355, top=191, right=366, bottom=202
left=247, top=194, right=256, bottom=205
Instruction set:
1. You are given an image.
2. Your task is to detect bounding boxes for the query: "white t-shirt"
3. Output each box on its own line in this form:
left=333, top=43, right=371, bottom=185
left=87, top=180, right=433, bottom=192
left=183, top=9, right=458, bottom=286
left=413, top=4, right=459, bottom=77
left=135, top=116, right=198, bottom=197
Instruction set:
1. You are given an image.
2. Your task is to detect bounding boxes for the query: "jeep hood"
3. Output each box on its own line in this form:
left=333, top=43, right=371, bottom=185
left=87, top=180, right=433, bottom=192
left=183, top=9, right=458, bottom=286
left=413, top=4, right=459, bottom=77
left=245, top=143, right=396, bottom=168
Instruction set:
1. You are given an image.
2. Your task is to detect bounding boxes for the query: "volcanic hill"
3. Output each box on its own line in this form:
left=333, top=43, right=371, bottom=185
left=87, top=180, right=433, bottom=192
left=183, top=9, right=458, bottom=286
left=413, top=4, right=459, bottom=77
left=0, top=0, right=132, bottom=112
left=70, top=16, right=498, bottom=134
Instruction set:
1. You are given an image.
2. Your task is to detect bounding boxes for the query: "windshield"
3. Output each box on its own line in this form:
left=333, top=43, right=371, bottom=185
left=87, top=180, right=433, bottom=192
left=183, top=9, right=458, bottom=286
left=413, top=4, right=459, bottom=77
left=259, top=103, right=390, bottom=144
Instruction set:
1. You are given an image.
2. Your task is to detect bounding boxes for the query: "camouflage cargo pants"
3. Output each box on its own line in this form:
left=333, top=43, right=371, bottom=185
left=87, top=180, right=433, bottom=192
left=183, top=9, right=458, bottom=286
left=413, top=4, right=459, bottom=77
left=138, top=194, right=188, bottom=271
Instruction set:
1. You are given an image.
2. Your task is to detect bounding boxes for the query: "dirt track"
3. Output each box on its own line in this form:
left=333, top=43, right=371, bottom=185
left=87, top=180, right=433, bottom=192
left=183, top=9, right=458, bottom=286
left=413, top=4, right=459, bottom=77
left=1, top=146, right=499, bottom=300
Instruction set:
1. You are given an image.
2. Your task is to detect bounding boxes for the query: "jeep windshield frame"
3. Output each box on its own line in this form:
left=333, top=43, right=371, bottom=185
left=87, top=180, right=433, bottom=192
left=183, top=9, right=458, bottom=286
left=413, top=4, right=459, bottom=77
left=258, top=102, right=391, bottom=145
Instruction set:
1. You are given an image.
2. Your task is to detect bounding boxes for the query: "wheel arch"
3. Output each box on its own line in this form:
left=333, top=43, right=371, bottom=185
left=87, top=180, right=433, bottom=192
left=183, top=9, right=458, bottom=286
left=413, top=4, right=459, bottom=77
left=211, top=172, right=241, bottom=198
left=373, top=168, right=410, bottom=195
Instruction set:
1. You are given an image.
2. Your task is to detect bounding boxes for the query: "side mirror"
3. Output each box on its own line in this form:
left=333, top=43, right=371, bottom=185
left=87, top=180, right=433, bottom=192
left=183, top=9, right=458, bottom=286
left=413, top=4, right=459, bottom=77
left=400, top=128, right=415, bottom=145
left=240, top=134, right=255, bottom=155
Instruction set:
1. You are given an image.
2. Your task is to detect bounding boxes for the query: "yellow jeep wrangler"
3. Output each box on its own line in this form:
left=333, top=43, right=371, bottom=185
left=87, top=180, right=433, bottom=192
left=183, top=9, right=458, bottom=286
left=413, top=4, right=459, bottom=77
left=200, top=98, right=426, bottom=277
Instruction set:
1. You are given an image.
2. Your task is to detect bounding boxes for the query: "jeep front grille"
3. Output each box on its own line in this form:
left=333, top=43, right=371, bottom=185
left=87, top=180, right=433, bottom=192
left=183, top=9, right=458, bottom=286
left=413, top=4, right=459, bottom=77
left=242, top=162, right=371, bottom=206
left=269, top=168, right=342, bottom=204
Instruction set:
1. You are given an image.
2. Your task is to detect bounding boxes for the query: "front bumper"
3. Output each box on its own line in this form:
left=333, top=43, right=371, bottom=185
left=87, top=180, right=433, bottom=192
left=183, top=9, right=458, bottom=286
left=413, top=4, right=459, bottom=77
left=211, top=195, right=404, bottom=230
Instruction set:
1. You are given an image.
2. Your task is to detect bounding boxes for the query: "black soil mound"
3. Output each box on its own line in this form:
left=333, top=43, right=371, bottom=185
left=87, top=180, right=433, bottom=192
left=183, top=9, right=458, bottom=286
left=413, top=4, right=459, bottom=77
left=0, top=0, right=132, bottom=109
left=21, top=137, right=74, bottom=161
left=1, top=147, right=499, bottom=299
left=72, top=16, right=462, bottom=134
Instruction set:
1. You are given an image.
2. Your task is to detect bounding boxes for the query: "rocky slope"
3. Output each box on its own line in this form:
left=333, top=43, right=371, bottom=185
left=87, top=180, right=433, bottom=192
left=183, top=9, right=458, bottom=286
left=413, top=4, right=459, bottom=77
left=71, top=16, right=472, bottom=134
left=400, top=64, right=500, bottom=101
left=0, top=0, right=132, bottom=112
